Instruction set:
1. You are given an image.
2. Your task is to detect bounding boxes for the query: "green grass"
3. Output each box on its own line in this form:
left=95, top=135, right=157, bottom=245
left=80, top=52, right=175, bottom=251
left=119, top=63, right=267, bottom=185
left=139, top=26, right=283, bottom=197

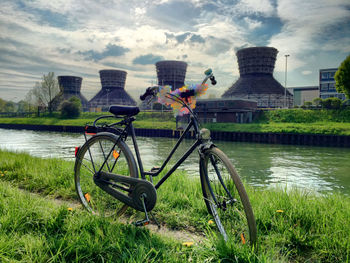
left=260, top=109, right=350, bottom=123
left=204, top=122, right=350, bottom=135
left=1, top=149, right=350, bottom=262
left=0, top=111, right=177, bottom=130
left=1, top=109, right=350, bottom=135
left=0, top=181, right=204, bottom=262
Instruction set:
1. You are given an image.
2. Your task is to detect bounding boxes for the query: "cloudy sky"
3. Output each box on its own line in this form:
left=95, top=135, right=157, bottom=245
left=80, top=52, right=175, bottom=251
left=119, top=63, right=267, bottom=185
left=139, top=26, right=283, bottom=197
left=1, top=0, right=349, bottom=102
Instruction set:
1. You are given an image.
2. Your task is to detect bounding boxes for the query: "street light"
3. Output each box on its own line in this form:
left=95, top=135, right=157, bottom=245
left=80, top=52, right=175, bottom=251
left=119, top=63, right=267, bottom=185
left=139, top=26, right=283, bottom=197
left=284, top=54, right=290, bottom=108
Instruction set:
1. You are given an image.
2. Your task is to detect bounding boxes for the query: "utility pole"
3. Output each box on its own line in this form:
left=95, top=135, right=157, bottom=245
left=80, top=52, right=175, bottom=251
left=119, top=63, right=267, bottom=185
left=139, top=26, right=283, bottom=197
left=284, top=54, right=290, bottom=108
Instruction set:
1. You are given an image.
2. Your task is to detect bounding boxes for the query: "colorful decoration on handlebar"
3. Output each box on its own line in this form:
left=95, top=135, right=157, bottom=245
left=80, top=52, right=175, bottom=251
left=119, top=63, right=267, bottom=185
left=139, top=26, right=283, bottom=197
left=157, top=83, right=208, bottom=116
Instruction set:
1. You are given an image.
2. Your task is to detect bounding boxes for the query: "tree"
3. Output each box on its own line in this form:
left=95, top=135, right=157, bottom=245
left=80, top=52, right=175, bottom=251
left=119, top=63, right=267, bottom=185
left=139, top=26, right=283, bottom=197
left=321, top=97, right=342, bottom=109
left=60, top=96, right=82, bottom=118
left=302, top=101, right=312, bottom=109
left=27, top=72, right=59, bottom=113
left=335, top=55, right=350, bottom=99
left=313, top=97, right=322, bottom=108
left=4, top=101, right=16, bottom=112
left=0, top=98, right=6, bottom=112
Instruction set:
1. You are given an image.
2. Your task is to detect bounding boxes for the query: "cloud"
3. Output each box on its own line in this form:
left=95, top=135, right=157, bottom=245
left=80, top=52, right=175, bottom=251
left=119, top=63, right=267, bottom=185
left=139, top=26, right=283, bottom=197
left=79, top=44, right=130, bottom=61
left=302, top=70, right=312, bottom=75
left=269, top=0, right=350, bottom=72
left=132, top=54, right=165, bottom=65
left=0, top=0, right=349, bottom=101
left=235, top=0, right=275, bottom=16
left=244, top=17, right=262, bottom=30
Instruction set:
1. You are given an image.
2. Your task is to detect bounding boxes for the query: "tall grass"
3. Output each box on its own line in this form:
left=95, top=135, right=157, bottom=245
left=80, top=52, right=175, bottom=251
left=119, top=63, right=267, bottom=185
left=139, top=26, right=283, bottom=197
left=1, top=149, right=350, bottom=262
left=258, top=108, right=350, bottom=123
left=0, top=181, right=204, bottom=262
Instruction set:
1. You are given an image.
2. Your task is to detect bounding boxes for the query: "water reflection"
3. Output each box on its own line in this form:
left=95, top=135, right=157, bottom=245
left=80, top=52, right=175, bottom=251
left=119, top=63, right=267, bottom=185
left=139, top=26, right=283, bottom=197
left=0, top=128, right=349, bottom=194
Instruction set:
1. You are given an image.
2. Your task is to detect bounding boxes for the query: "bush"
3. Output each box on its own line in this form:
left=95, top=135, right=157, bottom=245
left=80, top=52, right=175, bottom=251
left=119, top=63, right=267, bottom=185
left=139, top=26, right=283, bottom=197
left=313, top=98, right=322, bottom=107
left=301, top=101, right=313, bottom=109
left=321, top=97, right=342, bottom=109
left=59, top=96, right=82, bottom=118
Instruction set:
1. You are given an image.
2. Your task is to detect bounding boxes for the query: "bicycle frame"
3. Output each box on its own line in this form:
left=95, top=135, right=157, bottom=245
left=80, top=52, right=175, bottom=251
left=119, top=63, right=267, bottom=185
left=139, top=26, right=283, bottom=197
left=128, top=114, right=211, bottom=189
left=88, top=70, right=215, bottom=190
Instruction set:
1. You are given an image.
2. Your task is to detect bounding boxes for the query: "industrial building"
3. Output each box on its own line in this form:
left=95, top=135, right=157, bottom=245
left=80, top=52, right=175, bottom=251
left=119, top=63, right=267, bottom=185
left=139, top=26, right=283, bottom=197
left=50, top=76, right=88, bottom=111
left=194, top=98, right=257, bottom=123
left=288, top=86, right=319, bottom=106
left=222, top=47, right=293, bottom=108
left=89, top=70, right=136, bottom=111
left=319, top=68, right=345, bottom=100
left=155, top=60, right=187, bottom=90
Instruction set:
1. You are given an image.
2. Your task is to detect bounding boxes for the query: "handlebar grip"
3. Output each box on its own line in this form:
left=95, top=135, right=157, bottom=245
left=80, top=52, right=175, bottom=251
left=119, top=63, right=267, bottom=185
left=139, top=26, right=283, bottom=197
left=140, top=86, right=157, bottom=101
left=210, top=76, right=217, bottom=85
left=140, top=93, right=148, bottom=101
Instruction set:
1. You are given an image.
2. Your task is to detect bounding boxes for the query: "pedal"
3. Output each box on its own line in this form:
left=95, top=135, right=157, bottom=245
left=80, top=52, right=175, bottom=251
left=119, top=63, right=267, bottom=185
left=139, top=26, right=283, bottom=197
left=132, top=194, right=150, bottom=227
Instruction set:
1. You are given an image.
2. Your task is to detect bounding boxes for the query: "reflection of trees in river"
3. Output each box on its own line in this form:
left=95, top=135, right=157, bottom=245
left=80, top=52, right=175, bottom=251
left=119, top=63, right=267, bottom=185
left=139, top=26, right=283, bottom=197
left=214, top=142, right=275, bottom=187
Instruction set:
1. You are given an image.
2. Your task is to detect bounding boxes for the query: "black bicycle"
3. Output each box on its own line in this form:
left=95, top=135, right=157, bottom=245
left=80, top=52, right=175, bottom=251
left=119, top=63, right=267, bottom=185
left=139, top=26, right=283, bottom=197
left=74, top=69, right=257, bottom=244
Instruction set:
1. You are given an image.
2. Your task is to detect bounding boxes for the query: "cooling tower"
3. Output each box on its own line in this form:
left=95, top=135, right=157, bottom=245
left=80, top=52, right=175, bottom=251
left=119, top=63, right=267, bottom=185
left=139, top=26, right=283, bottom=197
left=88, top=69, right=136, bottom=110
left=155, top=60, right=187, bottom=90
left=50, top=76, right=88, bottom=110
left=223, top=47, right=293, bottom=108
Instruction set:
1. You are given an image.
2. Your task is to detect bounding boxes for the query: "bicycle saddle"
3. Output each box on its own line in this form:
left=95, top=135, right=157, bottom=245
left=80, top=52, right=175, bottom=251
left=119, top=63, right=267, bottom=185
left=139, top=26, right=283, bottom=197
left=109, top=105, right=140, bottom=116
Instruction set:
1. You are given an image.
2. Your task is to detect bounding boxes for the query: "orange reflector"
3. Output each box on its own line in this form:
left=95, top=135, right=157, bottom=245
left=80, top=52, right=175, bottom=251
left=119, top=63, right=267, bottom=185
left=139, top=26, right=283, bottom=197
left=113, top=150, right=120, bottom=159
left=85, top=193, right=91, bottom=202
left=241, top=233, right=246, bottom=245
left=144, top=221, right=149, bottom=226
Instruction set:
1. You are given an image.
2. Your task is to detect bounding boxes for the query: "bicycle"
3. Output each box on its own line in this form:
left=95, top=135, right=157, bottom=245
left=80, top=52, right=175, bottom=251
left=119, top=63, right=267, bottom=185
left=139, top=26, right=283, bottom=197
left=74, top=69, right=257, bottom=244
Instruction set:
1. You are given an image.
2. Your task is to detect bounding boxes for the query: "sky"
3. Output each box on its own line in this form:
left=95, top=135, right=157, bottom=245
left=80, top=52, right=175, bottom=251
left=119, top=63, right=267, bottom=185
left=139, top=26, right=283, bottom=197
left=0, top=0, right=349, bottom=102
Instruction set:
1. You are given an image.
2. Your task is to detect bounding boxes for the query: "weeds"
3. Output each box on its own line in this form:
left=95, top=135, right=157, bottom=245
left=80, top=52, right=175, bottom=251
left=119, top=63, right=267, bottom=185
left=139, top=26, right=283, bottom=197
left=1, top=150, right=350, bottom=262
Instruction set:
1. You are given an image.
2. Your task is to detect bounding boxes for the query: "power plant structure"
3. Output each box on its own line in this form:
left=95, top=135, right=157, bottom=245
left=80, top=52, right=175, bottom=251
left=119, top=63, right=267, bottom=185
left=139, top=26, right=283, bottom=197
left=222, top=47, right=293, bottom=108
left=50, top=76, right=88, bottom=111
left=155, top=60, right=188, bottom=90
left=88, top=69, right=136, bottom=111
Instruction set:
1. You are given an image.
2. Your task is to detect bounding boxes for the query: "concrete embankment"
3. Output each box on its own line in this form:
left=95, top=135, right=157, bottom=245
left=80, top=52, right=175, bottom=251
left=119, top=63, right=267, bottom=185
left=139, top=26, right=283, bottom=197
left=1, top=123, right=349, bottom=147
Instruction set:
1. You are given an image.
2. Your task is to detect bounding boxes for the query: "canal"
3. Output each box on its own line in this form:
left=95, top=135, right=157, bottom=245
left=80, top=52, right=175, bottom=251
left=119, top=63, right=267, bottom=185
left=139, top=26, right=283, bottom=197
left=0, top=128, right=349, bottom=194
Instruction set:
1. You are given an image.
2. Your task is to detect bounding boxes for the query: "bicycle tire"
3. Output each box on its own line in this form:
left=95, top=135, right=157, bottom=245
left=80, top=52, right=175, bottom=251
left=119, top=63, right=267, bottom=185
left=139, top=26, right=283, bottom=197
left=74, top=132, right=138, bottom=216
left=200, top=146, right=257, bottom=244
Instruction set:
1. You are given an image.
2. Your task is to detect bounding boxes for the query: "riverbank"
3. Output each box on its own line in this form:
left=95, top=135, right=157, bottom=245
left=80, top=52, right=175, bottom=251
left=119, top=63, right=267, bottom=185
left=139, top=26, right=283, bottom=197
left=1, top=109, right=350, bottom=146
left=1, top=122, right=350, bottom=147
left=0, top=149, right=349, bottom=262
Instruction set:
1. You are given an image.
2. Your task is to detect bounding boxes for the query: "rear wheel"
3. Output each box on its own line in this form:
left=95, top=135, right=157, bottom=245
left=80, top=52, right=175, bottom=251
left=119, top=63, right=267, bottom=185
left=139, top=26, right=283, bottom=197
left=200, top=147, right=257, bottom=244
left=74, top=133, right=138, bottom=216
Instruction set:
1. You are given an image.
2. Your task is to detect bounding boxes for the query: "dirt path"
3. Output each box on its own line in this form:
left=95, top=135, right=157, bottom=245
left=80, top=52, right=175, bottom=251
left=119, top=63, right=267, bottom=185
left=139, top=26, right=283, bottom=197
left=24, top=189, right=206, bottom=244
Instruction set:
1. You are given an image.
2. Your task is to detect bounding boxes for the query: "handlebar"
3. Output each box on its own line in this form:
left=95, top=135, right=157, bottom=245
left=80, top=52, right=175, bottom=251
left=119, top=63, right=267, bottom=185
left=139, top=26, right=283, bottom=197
left=140, top=86, right=158, bottom=101
left=140, top=68, right=216, bottom=101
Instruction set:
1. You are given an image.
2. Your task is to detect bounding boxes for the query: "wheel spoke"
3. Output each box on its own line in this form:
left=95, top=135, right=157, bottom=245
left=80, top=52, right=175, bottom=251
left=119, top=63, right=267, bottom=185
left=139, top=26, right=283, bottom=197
left=200, top=147, right=257, bottom=244
left=74, top=134, right=138, bottom=217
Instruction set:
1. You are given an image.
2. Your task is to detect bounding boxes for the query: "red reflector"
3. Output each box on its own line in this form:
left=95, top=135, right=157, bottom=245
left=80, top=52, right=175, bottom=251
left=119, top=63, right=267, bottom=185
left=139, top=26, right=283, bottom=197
left=85, top=133, right=96, bottom=135
left=75, top=146, right=80, bottom=157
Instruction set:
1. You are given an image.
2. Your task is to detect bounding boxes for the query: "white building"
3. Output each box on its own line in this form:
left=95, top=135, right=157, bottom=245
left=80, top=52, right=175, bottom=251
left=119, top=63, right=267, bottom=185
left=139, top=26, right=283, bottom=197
left=319, top=68, right=346, bottom=100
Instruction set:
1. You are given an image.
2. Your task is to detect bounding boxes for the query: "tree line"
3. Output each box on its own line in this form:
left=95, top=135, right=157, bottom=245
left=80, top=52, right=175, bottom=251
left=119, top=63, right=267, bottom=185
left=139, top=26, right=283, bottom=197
left=1, top=55, right=350, bottom=116
left=1, top=72, right=81, bottom=118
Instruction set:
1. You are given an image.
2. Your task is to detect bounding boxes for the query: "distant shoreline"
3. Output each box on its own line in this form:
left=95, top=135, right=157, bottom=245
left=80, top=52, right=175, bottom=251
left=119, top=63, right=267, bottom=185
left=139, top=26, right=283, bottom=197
left=1, top=123, right=349, bottom=148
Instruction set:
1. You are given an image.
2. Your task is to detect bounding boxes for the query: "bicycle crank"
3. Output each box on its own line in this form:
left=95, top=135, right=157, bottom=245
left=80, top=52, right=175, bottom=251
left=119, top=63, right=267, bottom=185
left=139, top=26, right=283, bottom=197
left=93, top=171, right=157, bottom=212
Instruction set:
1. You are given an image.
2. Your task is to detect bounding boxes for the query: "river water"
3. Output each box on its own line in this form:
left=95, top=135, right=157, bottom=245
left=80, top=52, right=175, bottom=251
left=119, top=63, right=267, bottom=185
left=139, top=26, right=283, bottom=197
left=0, top=128, right=349, bottom=194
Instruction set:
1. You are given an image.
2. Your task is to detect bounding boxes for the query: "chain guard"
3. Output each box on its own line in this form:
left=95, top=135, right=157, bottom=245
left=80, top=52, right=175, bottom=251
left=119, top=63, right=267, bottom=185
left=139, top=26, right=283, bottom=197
left=94, top=171, right=157, bottom=212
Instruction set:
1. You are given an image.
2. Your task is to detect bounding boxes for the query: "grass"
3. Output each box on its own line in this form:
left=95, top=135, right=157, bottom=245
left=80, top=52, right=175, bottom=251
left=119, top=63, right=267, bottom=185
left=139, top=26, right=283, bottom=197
left=203, top=122, right=350, bottom=135
left=1, top=149, right=350, bottom=262
left=1, top=109, right=350, bottom=135
left=0, top=181, right=203, bottom=262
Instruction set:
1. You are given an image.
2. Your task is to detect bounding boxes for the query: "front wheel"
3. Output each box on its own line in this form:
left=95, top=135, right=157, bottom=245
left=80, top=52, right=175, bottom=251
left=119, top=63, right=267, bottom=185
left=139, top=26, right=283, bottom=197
left=200, top=147, right=257, bottom=244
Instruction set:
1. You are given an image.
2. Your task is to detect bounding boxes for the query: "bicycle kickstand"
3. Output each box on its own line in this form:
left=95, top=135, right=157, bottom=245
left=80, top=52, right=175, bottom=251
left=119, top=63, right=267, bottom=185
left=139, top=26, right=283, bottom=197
left=133, top=194, right=161, bottom=229
left=133, top=194, right=151, bottom=227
